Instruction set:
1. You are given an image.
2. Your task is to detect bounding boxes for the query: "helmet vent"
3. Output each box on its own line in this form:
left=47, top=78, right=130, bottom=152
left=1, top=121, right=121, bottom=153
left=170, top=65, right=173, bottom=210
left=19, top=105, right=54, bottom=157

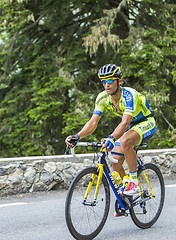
left=98, top=64, right=122, bottom=78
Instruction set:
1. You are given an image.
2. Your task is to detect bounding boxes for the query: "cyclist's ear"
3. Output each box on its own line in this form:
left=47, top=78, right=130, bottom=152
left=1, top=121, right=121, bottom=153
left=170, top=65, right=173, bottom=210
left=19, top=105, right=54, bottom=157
left=119, top=78, right=123, bottom=86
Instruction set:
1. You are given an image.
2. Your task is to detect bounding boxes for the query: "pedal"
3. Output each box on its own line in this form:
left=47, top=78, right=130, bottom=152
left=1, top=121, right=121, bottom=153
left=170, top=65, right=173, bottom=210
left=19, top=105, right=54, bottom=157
left=115, top=200, right=128, bottom=217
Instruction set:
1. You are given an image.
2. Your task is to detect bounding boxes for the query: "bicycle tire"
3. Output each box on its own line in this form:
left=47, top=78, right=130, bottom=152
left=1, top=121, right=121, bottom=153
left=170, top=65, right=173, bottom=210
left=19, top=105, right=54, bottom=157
left=130, top=163, right=165, bottom=229
left=65, top=166, right=110, bottom=240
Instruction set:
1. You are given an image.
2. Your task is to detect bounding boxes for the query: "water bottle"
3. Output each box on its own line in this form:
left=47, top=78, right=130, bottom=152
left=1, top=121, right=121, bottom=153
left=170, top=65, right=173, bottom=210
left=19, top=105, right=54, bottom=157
left=123, top=174, right=130, bottom=187
left=122, top=174, right=130, bottom=191
left=112, top=171, right=123, bottom=189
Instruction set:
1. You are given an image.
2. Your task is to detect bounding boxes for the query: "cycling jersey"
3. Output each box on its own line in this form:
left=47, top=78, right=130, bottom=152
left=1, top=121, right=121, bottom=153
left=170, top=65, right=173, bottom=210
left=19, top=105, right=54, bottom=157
left=93, top=87, right=154, bottom=123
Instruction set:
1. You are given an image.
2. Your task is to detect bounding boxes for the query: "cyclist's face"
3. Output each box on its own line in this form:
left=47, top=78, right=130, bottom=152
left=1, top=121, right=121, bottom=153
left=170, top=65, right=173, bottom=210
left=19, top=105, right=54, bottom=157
left=103, top=79, right=122, bottom=95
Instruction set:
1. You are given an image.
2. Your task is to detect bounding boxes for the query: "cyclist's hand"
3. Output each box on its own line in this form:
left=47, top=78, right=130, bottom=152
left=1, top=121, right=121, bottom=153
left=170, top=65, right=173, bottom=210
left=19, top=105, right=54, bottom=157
left=65, top=134, right=80, bottom=148
left=102, top=135, right=115, bottom=151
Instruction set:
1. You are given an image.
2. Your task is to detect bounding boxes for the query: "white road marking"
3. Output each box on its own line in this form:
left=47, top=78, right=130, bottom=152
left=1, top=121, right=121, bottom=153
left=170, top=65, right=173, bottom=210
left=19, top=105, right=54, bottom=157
left=0, top=202, right=27, bottom=208
left=165, top=184, right=176, bottom=188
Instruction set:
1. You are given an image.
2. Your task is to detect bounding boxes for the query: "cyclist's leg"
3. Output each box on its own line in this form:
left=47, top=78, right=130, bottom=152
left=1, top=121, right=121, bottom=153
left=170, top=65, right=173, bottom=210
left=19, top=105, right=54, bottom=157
left=120, top=129, right=140, bottom=172
left=120, top=117, right=156, bottom=195
left=111, top=117, right=156, bottom=180
left=120, top=117, right=156, bottom=173
left=111, top=143, right=125, bottom=179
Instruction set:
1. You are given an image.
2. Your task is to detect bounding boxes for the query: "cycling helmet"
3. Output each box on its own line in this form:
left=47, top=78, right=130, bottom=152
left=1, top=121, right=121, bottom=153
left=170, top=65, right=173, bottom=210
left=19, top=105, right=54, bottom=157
left=98, top=64, right=122, bottom=79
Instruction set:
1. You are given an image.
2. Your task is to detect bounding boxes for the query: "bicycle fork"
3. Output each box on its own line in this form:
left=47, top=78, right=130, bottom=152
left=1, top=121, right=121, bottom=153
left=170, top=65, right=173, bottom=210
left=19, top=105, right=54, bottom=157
left=83, top=163, right=103, bottom=206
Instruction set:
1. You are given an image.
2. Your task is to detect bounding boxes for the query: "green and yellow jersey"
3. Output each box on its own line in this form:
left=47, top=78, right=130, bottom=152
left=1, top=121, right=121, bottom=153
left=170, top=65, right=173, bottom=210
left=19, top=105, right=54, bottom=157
left=93, top=87, right=154, bottom=123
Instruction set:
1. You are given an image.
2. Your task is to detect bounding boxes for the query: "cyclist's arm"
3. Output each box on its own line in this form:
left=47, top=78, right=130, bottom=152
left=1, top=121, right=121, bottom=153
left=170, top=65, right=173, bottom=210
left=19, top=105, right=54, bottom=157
left=66, top=91, right=106, bottom=146
left=110, top=114, right=132, bottom=140
left=77, top=114, right=100, bottom=139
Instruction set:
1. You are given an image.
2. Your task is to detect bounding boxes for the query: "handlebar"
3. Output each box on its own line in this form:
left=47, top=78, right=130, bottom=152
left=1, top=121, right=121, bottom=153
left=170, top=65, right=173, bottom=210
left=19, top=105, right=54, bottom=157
left=67, top=142, right=118, bottom=163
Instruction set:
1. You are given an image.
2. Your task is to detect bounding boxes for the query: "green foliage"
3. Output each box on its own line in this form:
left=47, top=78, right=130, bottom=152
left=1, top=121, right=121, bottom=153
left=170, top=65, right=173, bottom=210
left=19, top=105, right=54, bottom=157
left=0, top=0, right=175, bottom=157
left=83, top=0, right=176, bottom=149
left=150, top=129, right=176, bottom=149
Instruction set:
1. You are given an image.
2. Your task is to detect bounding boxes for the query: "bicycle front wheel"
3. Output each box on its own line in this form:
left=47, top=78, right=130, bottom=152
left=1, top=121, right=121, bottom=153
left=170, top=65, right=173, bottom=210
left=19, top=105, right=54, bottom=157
left=65, top=166, right=110, bottom=240
left=130, top=163, right=165, bottom=229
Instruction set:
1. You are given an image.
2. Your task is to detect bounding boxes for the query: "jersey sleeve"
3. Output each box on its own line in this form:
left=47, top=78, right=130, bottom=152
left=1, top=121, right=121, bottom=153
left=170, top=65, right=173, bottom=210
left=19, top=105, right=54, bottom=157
left=123, top=88, right=138, bottom=117
left=93, top=91, right=108, bottom=116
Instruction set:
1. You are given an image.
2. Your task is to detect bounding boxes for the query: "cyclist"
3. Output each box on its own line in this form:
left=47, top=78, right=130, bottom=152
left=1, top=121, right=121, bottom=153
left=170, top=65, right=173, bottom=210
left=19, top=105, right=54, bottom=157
left=65, top=64, right=156, bottom=196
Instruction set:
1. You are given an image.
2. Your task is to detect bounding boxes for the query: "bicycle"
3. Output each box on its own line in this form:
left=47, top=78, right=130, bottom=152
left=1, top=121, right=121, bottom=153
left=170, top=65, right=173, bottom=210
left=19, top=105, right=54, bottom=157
left=65, top=142, right=165, bottom=240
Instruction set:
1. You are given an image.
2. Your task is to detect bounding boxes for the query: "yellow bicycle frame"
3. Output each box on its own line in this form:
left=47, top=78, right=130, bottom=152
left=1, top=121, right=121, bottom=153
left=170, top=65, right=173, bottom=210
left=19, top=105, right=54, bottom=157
left=138, top=170, right=154, bottom=198
left=83, top=163, right=155, bottom=204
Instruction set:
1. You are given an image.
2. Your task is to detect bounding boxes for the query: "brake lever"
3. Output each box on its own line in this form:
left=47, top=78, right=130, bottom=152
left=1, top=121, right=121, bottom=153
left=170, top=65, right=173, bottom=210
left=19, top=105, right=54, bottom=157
left=64, top=145, right=70, bottom=155
left=71, top=147, right=76, bottom=157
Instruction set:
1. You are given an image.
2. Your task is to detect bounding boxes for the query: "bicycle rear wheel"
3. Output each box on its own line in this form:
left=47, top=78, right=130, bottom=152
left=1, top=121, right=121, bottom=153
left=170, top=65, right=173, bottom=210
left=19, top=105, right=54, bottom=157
left=65, top=166, right=110, bottom=240
left=130, top=163, right=165, bottom=229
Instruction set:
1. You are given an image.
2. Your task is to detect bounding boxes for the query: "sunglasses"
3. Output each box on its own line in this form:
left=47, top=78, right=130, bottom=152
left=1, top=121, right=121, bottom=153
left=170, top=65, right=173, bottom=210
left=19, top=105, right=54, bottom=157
left=101, top=78, right=118, bottom=84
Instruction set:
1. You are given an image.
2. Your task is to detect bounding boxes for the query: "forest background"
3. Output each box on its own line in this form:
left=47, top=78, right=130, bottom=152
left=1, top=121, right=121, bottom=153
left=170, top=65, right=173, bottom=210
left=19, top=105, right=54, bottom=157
left=0, top=0, right=175, bottom=157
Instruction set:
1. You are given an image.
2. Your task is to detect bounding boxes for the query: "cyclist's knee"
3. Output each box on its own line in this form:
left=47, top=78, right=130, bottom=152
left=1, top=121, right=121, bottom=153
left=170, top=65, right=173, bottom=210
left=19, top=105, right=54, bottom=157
left=111, top=160, right=125, bottom=179
left=111, top=146, right=125, bottom=164
left=120, top=138, right=132, bottom=151
left=111, top=154, right=124, bottom=166
left=111, top=150, right=125, bottom=160
left=120, top=130, right=141, bottom=151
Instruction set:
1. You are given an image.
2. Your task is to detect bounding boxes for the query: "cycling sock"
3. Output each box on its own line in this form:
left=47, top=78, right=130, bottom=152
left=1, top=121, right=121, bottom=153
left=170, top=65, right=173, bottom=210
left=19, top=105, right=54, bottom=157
left=129, top=171, right=138, bottom=184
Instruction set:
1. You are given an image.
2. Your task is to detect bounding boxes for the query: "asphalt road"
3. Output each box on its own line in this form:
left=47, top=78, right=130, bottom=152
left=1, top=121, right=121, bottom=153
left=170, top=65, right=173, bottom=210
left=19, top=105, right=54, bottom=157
left=0, top=179, right=176, bottom=240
